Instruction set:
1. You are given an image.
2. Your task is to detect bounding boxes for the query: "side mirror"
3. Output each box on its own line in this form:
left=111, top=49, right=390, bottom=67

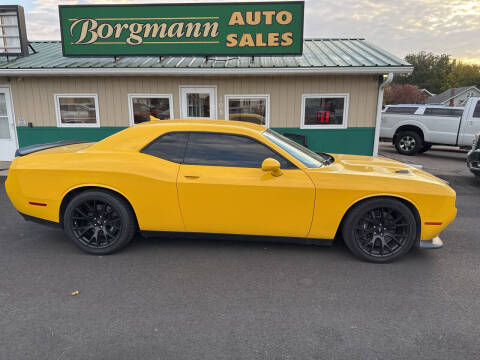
left=262, top=158, right=282, bottom=177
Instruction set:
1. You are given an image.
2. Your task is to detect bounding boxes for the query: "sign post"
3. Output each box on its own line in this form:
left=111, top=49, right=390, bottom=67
left=59, top=2, right=304, bottom=57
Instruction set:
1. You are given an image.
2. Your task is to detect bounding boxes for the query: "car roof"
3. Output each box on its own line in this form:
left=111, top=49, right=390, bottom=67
left=385, top=104, right=464, bottom=110
left=136, top=119, right=267, bottom=132
left=88, top=119, right=268, bottom=153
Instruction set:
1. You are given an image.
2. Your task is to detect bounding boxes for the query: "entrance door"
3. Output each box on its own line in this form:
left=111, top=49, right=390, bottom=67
left=0, top=87, right=17, bottom=161
left=180, top=86, right=217, bottom=119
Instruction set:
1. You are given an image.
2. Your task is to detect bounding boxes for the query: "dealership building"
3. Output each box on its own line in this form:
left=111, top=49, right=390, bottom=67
left=0, top=4, right=412, bottom=161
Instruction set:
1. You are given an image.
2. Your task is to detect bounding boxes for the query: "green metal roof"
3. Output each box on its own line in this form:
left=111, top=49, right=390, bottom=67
left=0, top=39, right=412, bottom=75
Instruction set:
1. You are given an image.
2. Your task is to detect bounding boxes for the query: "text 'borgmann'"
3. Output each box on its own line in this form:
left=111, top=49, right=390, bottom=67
left=69, top=10, right=294, bottom=48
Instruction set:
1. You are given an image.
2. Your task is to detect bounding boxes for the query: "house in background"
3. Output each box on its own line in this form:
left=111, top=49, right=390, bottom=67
left=425, top=86, right=480, bottom=106
left=420, top=88, right=435, bottom=97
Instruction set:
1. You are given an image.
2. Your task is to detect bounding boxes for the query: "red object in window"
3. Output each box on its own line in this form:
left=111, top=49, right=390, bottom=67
left=316, top=111, right=330, bottom=123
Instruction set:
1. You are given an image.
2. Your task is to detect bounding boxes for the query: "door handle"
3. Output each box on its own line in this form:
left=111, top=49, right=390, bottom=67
left=184, top=175, right=200, bottom=179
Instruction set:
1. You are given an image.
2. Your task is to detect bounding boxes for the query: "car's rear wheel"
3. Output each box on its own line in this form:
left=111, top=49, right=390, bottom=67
left=342, top=198, right=417, bottom=263
left=395, top=131, right=423, bottom=155
left=64, top=190, right=136, bottom=255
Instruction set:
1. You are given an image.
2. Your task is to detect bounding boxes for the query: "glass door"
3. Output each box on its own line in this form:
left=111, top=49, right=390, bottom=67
left=0, top=87, right=17, bottom=161
left=180, top=86, right=217, bottom=119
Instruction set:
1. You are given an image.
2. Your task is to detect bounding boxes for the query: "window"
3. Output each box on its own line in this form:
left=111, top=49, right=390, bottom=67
left=128, top=94, right=173, bottom=125
left=301, top=94, right=349, bottom=129
left=183, top=132, right=295, bottom=169
left=54, top=94, right=99, bottom=127
left=385, top=106, right=419, bottom=115
left=263, top=129, right=329, bottom=168
left=180, top=86, right=216, bottom=119
left=0, top=9, right=21, bottom=54
left=473, top=102, right=480, bottom=119
left=141, top=132, right=188, bottom=163
left=187, top=94, right=210, bottom=117
left=225, top=95, right=269, bottom=126
left=423, top=108, right=463, bottom=117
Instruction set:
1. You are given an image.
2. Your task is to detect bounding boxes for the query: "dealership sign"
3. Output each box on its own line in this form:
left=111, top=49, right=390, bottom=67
left=59, top=2, right=304, bottom=57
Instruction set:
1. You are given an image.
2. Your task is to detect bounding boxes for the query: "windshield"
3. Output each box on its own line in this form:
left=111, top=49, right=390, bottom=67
left=263, top=129, right=331, bottom=168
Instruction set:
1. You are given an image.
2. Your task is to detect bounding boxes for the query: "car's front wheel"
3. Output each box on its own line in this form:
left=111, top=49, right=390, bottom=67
left=342, top=198, right=417, bottom=263
left=63, top=190, right=136, bottom=255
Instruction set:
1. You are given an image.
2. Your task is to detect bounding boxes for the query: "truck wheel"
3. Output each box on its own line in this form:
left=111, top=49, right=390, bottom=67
left=394, top=131, right=423, bottom=155
left=419, top=144, right=432, bottom=153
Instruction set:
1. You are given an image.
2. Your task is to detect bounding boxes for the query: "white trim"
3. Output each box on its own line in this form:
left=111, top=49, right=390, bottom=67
left=0, top=84, right=19, bottom=160
left=300, top=93, right=349, bottom=130
left=179, top=85, right=217, bottom=119
left=54, top=93, right=100, bottom=128
left=127, top=93, right=174, bottom=126
left=0, top=66, right=414, bottom=77
left=373, top=73, right=393, bottom=156
left=224, top=94, right=270, bottom=127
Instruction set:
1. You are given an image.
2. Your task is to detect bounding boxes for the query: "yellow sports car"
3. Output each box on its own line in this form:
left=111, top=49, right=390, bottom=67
left=5, top=120, right=456, bottom=262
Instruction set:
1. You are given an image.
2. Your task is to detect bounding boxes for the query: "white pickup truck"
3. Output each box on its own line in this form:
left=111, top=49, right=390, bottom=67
left=380, top=97, right=480, bottom=155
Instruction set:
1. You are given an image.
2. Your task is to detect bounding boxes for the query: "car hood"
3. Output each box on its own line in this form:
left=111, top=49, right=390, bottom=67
left=309, top=154, right=447, bottom=184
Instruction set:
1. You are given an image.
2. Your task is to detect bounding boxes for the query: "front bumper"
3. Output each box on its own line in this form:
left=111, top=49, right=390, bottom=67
left=419, top=237, right=443, bottom=249
left=467, top=149, right=480, bottom=175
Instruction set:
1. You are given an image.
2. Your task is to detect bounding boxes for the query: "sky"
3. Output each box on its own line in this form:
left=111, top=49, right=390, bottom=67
left=8, top=0, right=480, bottom=64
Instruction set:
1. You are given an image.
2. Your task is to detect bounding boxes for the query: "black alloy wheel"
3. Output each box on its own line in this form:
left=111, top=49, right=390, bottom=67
left=394, top=131, right=423, bottom=155
left=64, top=190, right=136, bottom=255
left=342, top=198, right=417, bottom=263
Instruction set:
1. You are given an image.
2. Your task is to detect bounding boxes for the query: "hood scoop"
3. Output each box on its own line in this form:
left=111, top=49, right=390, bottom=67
left=395, top=170, right=410, bottom=174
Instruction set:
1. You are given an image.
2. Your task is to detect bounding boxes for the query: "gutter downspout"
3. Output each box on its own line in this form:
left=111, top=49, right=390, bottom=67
left=373, top=73, right=393, bottom=156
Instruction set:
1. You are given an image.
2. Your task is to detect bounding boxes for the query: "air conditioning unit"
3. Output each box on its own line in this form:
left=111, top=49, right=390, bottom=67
left=0, top=5, right=29, bottom=57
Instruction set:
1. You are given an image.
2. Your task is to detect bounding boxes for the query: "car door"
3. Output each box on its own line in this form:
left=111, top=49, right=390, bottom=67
left=176, top=132, right=315, bottom=238
left=421, top=107, right=462, bottom=145
left=459, top=99, right=480, bottom=146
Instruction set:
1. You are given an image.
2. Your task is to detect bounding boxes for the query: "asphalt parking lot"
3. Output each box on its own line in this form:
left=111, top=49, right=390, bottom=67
left=1, top=144, right=479, bottom=360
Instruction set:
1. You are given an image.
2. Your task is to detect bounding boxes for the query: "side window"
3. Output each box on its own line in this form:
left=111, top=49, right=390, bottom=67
left=385, top=107, right=418, bottom=114
left=424, top=108, right=463, bottom=117
left=473, top=102, right=480, bottom=119
left=141, top=132, right=188, bottom=163
left=183, top=132, right=295, bottom=169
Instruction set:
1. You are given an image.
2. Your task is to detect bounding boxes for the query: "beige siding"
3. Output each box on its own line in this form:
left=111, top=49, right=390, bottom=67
left=8, top=75, right=379, bottom=128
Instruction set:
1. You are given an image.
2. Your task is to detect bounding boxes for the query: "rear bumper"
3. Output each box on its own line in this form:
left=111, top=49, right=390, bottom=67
left=419, top=237, right=443, bottom=249
left=19, top=211, right=61, bottom=228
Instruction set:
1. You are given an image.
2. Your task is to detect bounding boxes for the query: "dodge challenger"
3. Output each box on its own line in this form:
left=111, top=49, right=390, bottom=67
left=5, top=120, right=457, bottom=262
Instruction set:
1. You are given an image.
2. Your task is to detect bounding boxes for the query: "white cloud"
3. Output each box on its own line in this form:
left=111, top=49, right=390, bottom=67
left=24, top=0, right=480, bottom=63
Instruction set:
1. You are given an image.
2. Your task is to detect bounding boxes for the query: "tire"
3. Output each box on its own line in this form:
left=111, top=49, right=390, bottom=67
left=419, top=143, right=432, bottom=153
left=63, top=190, right=136, bottom=255
left=394, top=131, right=423, bottom=155
left=341, top=198, right=417, bottom=263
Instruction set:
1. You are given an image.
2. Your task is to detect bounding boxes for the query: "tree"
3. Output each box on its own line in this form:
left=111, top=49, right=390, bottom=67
left=395, top=52, right=480, bottom=94
left=384, top=83, right=429, bottom=105
left=446, top=61, right=480, bottom=89
left=395, top=52, right=454, bottom=94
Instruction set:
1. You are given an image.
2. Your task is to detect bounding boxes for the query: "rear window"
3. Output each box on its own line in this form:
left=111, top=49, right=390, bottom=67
left=473, top=102, right=480, bottom=118
left=424, top=108, right=463, bottom=117
left=141, top=132, right=188, bottom=163
left=385, top=107, right=419, bottom=114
